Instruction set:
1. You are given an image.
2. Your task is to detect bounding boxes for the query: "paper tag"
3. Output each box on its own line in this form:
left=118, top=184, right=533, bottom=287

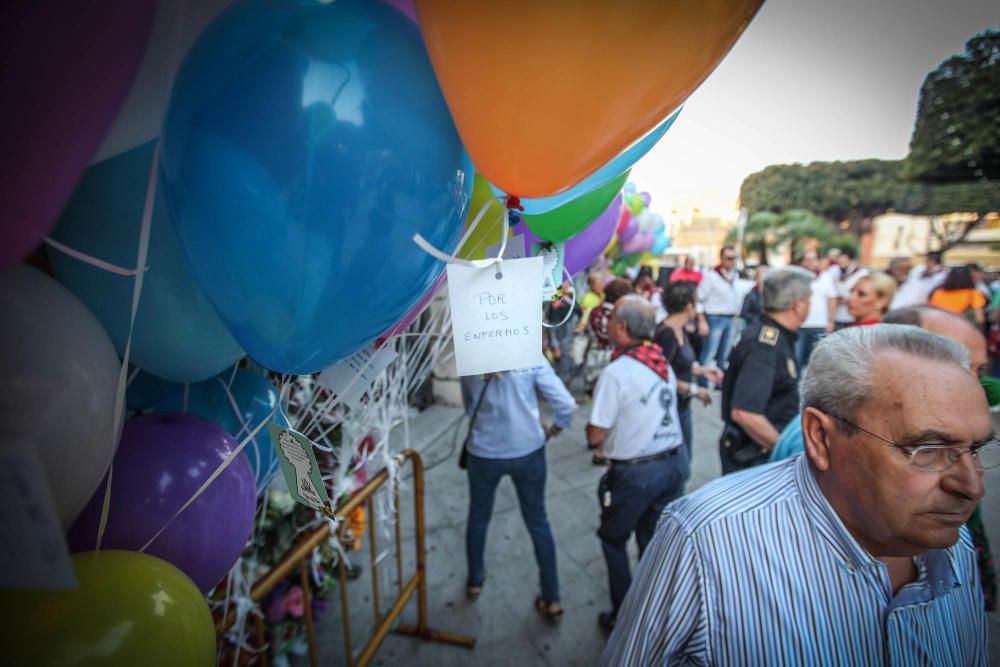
left=486, top=233, right=526, bottom=260
left=267, top=425, right=332, bottom=513
left=317, top=345, right=399, bottom=410
left=539, top=246, right=563, bottom=299
left=0, top=444, right=77, bottom=589
left=447, top=256, right=546, bottom=376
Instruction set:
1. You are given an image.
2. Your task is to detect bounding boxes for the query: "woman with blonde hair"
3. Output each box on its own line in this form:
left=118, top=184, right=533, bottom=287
left=846, top=271, right=896, bottom=326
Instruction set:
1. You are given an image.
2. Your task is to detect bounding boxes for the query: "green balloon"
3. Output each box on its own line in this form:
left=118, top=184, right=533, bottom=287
left=521, top=170, right=630, bottom=242
left=4, top=551, right=216, bottom=667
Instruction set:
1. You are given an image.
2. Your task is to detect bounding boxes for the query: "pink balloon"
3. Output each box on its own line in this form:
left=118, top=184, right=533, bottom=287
left=384, top=0, right=417, bottom=22
left=0, top=1, right=155, bottom=268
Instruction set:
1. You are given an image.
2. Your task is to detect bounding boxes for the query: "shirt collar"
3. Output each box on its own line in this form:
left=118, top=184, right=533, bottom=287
left=795, top=455, right=876, bottom=570
left=795, top=456, right=963, bottom=589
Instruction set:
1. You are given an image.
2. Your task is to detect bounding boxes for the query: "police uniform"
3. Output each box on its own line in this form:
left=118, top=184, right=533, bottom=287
left=719, top=314, right=799, bottom=474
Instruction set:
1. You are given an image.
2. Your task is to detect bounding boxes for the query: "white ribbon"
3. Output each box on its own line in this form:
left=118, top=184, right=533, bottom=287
left=412, top=196, right=510, bottom=273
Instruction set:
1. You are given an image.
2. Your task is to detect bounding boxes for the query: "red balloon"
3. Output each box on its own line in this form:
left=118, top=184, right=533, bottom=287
left=0, top=1, right=155, bottom=267
left=616, top=208, right=632, bottom=235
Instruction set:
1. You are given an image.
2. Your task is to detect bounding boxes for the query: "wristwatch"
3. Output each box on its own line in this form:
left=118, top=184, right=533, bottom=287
left=686, top=383, right=699, bottom=398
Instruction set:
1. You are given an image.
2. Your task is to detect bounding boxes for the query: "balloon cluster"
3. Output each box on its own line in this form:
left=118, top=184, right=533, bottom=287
left=0, top=0, right=762, bottom=661
left=605, top=185, right=672, bottom=275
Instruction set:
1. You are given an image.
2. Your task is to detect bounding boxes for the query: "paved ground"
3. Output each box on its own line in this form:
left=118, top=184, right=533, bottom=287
left=309, top=396, right=1000, bottom=666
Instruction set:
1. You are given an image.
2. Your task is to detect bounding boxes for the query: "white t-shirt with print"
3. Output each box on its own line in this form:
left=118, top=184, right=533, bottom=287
left=590, top=356, right=683, bottom=460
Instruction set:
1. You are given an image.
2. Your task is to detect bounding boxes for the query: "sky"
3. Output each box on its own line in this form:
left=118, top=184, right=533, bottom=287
left=629, top=0, right=1000, bottom=219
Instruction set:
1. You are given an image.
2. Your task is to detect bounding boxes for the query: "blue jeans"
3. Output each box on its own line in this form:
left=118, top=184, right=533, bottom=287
left=699, top=314, right=734, bottom=385
left=796, top=327, right=824, bottom=370
left=466, top=447, right=559, bottom=602
left=597, top=448, right=688, bottom=615
left=678, top=406, right=693, bottom=468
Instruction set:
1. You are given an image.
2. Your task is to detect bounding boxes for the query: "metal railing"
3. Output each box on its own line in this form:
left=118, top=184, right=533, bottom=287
left=217, top=449, right=476, bottom=666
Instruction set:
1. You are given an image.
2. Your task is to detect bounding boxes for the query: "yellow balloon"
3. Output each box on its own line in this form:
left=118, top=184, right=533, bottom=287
left=457, top=174, right=506, bottom=260
left=3, top=551, right=216, bottom=667
left=602, top=233, right=619, bottom=257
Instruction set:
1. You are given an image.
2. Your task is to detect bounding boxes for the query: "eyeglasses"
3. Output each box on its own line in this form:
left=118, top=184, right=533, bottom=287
left=830, top=414, right=1000, bottom=472
left=722, top=255, right=737, bottom=261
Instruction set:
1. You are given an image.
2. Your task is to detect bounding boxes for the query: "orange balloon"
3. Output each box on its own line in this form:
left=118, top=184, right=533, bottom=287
left=415, top=0, right=762, bottom=198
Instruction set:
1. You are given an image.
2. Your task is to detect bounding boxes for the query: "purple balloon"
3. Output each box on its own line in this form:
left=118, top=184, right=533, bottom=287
left=68, top=413, right=256, bottom=593
left=639, top=192, right=652, bottom=207
left=0, top=1, right=155, bottom=268
left=619, top=216, right=640, bottom=244
left=519, top=195, right=622, bottom=277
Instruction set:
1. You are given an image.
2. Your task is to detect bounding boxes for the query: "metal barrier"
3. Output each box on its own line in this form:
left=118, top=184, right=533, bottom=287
left=217, top=449, right=476, bottom=666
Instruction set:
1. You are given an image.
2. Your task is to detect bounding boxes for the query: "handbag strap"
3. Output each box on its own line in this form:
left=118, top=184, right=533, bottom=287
left=466, top=374, right=496, bottom=438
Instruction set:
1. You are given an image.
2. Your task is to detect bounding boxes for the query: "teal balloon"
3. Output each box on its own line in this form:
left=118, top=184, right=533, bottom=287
left=160, top=0, right=473, bottom=374
left=491, top=108, right=679, bottom=215
left=125, top=366, right=177, bottom=412
left=48, top=141, right=243, bottom=382
left=157, top=368, right=286, bottom=494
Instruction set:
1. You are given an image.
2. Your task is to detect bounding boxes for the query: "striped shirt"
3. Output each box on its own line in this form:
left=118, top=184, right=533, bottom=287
left=601, top=455, right=987, bottom=666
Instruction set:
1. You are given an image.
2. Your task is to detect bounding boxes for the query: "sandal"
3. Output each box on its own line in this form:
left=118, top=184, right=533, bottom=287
left=592, top=453, right=607, bottom=465
left=534, top=594, right=564, bottom=622
left=466, top=583, right=483, bottom=600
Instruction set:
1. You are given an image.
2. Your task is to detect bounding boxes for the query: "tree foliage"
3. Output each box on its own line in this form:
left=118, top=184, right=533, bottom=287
left=739, top=160, right=915, bottom=225
left=738, top=30, right=999, bottom=254
left=727, top=209, right=857, bottom=265
left=904, top=30, right=1000, bottom=183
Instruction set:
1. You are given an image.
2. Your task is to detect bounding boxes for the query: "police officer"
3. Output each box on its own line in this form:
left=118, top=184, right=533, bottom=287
left=719, top=266, right=813, bottom=474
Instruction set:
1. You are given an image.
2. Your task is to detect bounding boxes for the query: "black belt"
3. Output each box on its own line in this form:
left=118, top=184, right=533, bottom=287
left=609, top=448, right=679, bottom=466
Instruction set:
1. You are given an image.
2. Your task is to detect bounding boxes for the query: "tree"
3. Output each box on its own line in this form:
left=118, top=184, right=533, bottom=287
left=904, top=30, right=1000, bottom=183
left=899, top=29, right=999, bottom=251
left=726, top=209, right=857, bottom=265
left=739, top=160, right=917, bottom=229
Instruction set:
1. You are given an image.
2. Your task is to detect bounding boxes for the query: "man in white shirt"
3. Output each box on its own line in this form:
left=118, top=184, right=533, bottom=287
left=833, top=246, right=868, bottom=327
left=697, top=246, right=740, bottom=382
left=587, top=295, right=687, bottom=634
left=891, top=251, right=948, bottom=309
left=797, top=251, right=837, bottom=368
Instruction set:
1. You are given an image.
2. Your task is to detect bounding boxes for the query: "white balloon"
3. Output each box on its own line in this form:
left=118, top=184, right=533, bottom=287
left=0, top=264, right=123, bottom=527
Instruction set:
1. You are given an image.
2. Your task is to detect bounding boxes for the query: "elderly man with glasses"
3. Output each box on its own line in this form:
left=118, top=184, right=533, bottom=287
left=602, top=324, right=994, bottom=666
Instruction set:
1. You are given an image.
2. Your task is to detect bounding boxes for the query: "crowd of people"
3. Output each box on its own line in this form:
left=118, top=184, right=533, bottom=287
left=459, top=245, right=1000, bottom=665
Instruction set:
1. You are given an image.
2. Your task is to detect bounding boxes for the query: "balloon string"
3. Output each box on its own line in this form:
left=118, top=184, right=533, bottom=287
left=138, top=378, right=292, bottom=553
left=43, top=237, right=147, bottom=276
left=412, top=195, right=511, bottom=270
left=96, top=140, right=158, bottom=550
left=541, top=266, right=577, bottom=329
left=216, top=377, right=263, bottom=482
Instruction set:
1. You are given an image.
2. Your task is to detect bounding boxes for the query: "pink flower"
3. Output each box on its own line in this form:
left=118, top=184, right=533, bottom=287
left=283, top=586, right=305, bottom=618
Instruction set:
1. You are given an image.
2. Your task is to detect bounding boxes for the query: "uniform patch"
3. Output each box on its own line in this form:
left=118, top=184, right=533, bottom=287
left=758, top=326, right=779, bottom=346
left=787, top=358, right=797, bottom=379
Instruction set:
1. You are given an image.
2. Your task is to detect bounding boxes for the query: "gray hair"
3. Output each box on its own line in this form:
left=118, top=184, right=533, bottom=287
left=762, top=266, right=814, bottom=312
left=801, top=324, right=969, bottom=433
left=616, top=294, right=657, bottom=340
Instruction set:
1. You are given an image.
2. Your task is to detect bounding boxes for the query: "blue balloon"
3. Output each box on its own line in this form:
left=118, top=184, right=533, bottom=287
left=491, top=108, right=681, bottom=215
left=650, top=234, right=671, bottom=255
left=47, top=141, right=244, bottom=382
left=160, top=0, right=473, bottom=375
left=157, top=368, right=287, bottom=494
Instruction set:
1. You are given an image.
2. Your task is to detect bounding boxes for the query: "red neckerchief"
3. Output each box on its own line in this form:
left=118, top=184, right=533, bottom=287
left=850, top=318, right=881, bottom=327
left=714, top=266, right=736, bottom=284
left=589, top=303, right=613, bottom=348
left=611, top=341, right=671, bottom=383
